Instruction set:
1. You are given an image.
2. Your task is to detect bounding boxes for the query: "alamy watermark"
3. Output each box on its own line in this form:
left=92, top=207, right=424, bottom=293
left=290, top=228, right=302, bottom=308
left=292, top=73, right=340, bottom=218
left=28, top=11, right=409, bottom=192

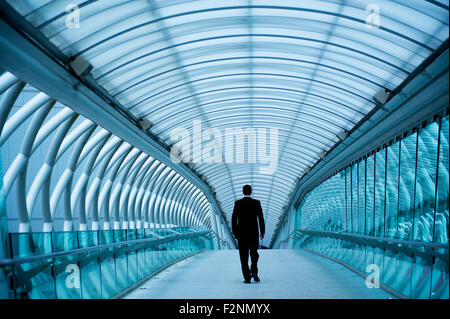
left=65, top=264, right=80, bottom=289
left=66, top=4, right=80, bottom=29
left=365, top=264, right=380, bottom=289
left=365, top=4, right=380, bottom=29
left=169, top=120, right=279, bottom=175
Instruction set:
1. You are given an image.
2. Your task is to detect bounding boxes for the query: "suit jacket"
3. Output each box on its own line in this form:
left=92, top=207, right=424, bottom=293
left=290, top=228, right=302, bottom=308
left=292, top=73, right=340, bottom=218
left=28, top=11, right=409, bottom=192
left=232, top=197, right=265, bottom=240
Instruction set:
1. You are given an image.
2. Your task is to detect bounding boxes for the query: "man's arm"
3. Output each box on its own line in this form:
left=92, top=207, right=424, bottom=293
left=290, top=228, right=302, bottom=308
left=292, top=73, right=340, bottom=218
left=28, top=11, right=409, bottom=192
left=231, top=201, right=239, bottom=238
left=257, top=200, right=265, bottom=239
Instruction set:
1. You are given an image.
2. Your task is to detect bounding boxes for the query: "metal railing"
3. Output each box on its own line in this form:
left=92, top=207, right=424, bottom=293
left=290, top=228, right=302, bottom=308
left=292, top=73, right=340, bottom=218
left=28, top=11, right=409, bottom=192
left=0, top=227, right=217, bottom=299
left=283, top=229, right=448, bottom=265
left=282, top=228, right=449, bottom=299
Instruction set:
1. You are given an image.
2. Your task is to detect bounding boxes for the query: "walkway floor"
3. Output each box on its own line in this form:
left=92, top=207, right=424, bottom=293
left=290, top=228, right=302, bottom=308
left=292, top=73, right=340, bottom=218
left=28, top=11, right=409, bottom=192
left=123, top=249, right=392, bottom=299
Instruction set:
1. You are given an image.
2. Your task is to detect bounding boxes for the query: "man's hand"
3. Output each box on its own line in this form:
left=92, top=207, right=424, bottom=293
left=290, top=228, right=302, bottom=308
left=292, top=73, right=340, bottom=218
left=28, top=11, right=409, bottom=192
left=260, top=233, right=264, bottom=240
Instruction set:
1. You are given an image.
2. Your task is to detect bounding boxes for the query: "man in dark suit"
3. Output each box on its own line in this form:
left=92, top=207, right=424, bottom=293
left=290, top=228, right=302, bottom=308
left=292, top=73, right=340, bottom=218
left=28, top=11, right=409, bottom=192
left=232, top=185, right=265, bottom=284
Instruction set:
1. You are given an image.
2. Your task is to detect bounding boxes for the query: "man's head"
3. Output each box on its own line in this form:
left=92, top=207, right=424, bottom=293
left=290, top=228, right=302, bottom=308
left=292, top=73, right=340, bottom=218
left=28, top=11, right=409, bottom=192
left=243, top=184, right=252, bottom=196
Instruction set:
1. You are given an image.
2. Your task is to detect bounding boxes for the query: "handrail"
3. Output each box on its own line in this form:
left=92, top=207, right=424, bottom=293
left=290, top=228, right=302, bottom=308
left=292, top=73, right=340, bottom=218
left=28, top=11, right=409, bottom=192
left=293, top=229, right=448, bottom=249
left=286, top=229, right=449, bottom=264
left=0, top=230, right=211, bottom=267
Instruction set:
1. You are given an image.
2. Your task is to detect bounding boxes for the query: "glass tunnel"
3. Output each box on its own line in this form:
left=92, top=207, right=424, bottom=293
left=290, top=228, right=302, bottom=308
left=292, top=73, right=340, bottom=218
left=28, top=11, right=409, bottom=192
left=0, top=0, right=448, bottom=300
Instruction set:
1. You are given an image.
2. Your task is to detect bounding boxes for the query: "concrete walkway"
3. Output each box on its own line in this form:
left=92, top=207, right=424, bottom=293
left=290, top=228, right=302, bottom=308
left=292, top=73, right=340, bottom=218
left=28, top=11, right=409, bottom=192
left=123, top=249, right=392, bottom=299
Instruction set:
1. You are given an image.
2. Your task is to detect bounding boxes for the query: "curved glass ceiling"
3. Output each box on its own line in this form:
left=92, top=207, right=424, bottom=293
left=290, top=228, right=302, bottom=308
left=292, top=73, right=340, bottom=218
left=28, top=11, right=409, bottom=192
left=7, top=0, right=449, bottom=244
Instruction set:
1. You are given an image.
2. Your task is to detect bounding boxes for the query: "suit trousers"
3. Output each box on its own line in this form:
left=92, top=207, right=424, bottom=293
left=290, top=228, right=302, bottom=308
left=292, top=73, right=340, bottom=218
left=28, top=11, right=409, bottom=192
left=238, top=236, right=259, bottom=280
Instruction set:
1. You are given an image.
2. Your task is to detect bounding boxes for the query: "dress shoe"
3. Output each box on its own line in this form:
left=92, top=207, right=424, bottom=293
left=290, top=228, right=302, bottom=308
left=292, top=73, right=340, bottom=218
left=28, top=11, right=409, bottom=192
left=243, top=279, right=251, bottom=284
left=251, top=272, right=260, bottom=282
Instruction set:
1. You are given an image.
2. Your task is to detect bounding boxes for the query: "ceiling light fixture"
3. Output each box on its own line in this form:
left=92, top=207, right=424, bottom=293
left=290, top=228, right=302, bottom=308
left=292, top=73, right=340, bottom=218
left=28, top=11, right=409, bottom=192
left=373, top=89, right=390, bottom=105
left=337, top=130, right=348, bottom=142
left=138, top=118, right=153, bottom=131
left=69, top=56, right=93, bottom=76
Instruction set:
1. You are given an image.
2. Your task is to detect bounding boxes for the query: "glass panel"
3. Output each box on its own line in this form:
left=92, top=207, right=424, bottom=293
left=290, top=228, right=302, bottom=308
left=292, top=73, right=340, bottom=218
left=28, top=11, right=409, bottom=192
left=80, top=258, right=102, bottom=299
left=336, top=171, right=346, bottom=231
left=99, top=230, right=114, bottom=245
left=52, top=232, right=78, bottom=252
left=0, top=148, right=8, bottom=289
left=127, top=229, right=137, bottom=241
left=373, top=247, right=384, bottom=286
left=431, top=115, right=449, bottom=299
left=351, top=164, right=358, bottom=233
left=127, top=251, right=138, bottom=285
left=358, top=159, right=366, bottom=235
left=10, top=233, right=52, bottom=258
left=98, top=229, right=116, bottom=298
left=54, top=259, right=82, bottom=299
left=14, top=260, right=55, bottom=299
left=297, top=172, right=346, bottom=232
left=345, top=167, right=351, bottom=232
left=434, top=115, right=449, bottom=244
left=366, top=155, right=375, bottom=236
left=9, top=234, right=54, bottom=298
left=394, top=251, right=412, bottom=297
left=431, top=256, right=449, bottom=299
left=365, top=246, right=374, bottom=276
left=414, top=122, right=439, bottom=242
left=146, top=246, right=158, bottom=275
left=382, top=250, right=397, bottom=291
left=136, top=229, right=144, bottom=240
left=115, top=254, right=128, bottom=293
left=374, top=148, right=386, bottom=237
left=291, top=116, right=447, bottom=299
left=114, top=230, right=126, bottom=242
left=411, top=255, right=432, bottom=299
left=398, top=133, right=417, bottom=241
left=1, top=1, right=448, bottom=275
left=137, top=249, right=147, bottom=280
left=385, top=141, right=400, bottom=238
left=294, top=205, right=301, bottom=229
left=100, top=256, right=117, bottom=299
left=6, top=226, right=208, bottom=299
left=52, top=232, right=81, bottom=299
left=78, top=231, right=99, bottom=248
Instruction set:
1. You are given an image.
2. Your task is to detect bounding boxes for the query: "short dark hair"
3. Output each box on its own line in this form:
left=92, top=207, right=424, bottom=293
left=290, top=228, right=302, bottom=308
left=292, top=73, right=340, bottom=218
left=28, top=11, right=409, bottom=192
left=243, top=184, right=252, bottom=195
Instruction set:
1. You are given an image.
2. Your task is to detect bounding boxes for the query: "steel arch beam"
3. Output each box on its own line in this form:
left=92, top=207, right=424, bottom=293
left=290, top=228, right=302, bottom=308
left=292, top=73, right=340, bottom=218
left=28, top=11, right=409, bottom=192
left=156, top=173, right=183, bottom=227
left=161, top=175, right=186, bottom=226
left=0, top=80, right=25, bottom=135
left=15, top=99, right=54, bottom=232
left=150, top=169, right=178, bottom=227
left=118, top=152, right=149, bottom=229
left=141, top=162, right=165, bottom=227
left=50, top=124, right=96, bottom=231
left=147, top=168, right=175, bottom=227
left=138, top=161, right=164, bottom=228
left=169, top=180, right=194, bottom=227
